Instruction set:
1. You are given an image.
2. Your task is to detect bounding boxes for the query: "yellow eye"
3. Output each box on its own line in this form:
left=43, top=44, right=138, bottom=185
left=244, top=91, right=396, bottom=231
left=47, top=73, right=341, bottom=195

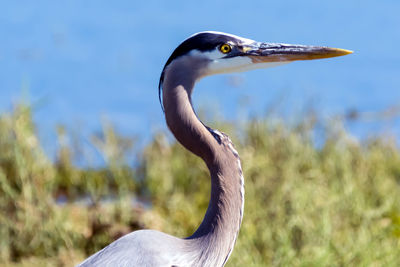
left=219, top=44, right=232, bottom=54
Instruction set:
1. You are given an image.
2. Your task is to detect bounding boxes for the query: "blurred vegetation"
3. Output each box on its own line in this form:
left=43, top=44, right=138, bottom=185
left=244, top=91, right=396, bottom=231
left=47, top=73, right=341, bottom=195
left=0, top=104, right=399, bottom=266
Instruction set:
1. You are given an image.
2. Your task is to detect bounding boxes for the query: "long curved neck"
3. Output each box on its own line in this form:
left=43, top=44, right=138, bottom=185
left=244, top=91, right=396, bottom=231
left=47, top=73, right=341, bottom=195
left=162, top=62, right=244, bottom=266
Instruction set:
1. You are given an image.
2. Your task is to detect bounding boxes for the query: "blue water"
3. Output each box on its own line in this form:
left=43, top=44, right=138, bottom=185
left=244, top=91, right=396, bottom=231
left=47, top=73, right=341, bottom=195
left=1, top=0, right=400, bottom=158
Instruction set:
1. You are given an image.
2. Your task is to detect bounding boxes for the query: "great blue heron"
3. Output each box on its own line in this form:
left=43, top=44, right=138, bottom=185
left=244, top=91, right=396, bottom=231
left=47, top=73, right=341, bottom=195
left=77, top=31, right=351, bottom=267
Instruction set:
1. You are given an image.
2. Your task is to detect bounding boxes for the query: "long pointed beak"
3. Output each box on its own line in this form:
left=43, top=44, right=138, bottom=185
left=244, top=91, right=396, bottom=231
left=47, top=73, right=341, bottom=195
left=241, top=42, right=353, bottom=63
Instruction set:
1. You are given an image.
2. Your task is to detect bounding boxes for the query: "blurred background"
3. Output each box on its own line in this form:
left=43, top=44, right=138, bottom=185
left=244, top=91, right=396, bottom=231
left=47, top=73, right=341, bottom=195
left=0, top=1, right=399, bottom=266
left=2, top=0, right=400, bottom=153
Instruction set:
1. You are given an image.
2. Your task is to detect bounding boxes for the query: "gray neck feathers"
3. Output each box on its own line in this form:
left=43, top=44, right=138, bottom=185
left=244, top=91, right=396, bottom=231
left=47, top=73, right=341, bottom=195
left=162, top=57, right=244, bottom=266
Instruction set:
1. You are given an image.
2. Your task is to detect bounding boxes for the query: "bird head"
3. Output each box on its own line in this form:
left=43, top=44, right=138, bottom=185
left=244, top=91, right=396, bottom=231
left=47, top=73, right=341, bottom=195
left=159, top=31, right=352, bottom=107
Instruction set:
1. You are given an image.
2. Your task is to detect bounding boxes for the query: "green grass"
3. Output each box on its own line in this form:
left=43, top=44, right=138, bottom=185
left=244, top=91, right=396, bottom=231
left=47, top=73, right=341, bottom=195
left=0, top=104, right=399, bottom=266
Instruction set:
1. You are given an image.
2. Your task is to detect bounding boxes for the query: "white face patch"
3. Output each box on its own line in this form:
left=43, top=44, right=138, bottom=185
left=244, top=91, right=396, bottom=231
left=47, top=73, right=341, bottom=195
left=189, top=48, right=290, bottom=76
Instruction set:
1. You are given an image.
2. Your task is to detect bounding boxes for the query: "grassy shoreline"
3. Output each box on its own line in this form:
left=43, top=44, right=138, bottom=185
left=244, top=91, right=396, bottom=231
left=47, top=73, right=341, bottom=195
left=1, top=105, right=399, bottom=266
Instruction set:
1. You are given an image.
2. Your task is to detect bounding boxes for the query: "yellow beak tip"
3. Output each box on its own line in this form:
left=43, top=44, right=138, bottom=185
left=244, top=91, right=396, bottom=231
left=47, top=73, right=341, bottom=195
left=335, top=48, right=354, bottom=56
